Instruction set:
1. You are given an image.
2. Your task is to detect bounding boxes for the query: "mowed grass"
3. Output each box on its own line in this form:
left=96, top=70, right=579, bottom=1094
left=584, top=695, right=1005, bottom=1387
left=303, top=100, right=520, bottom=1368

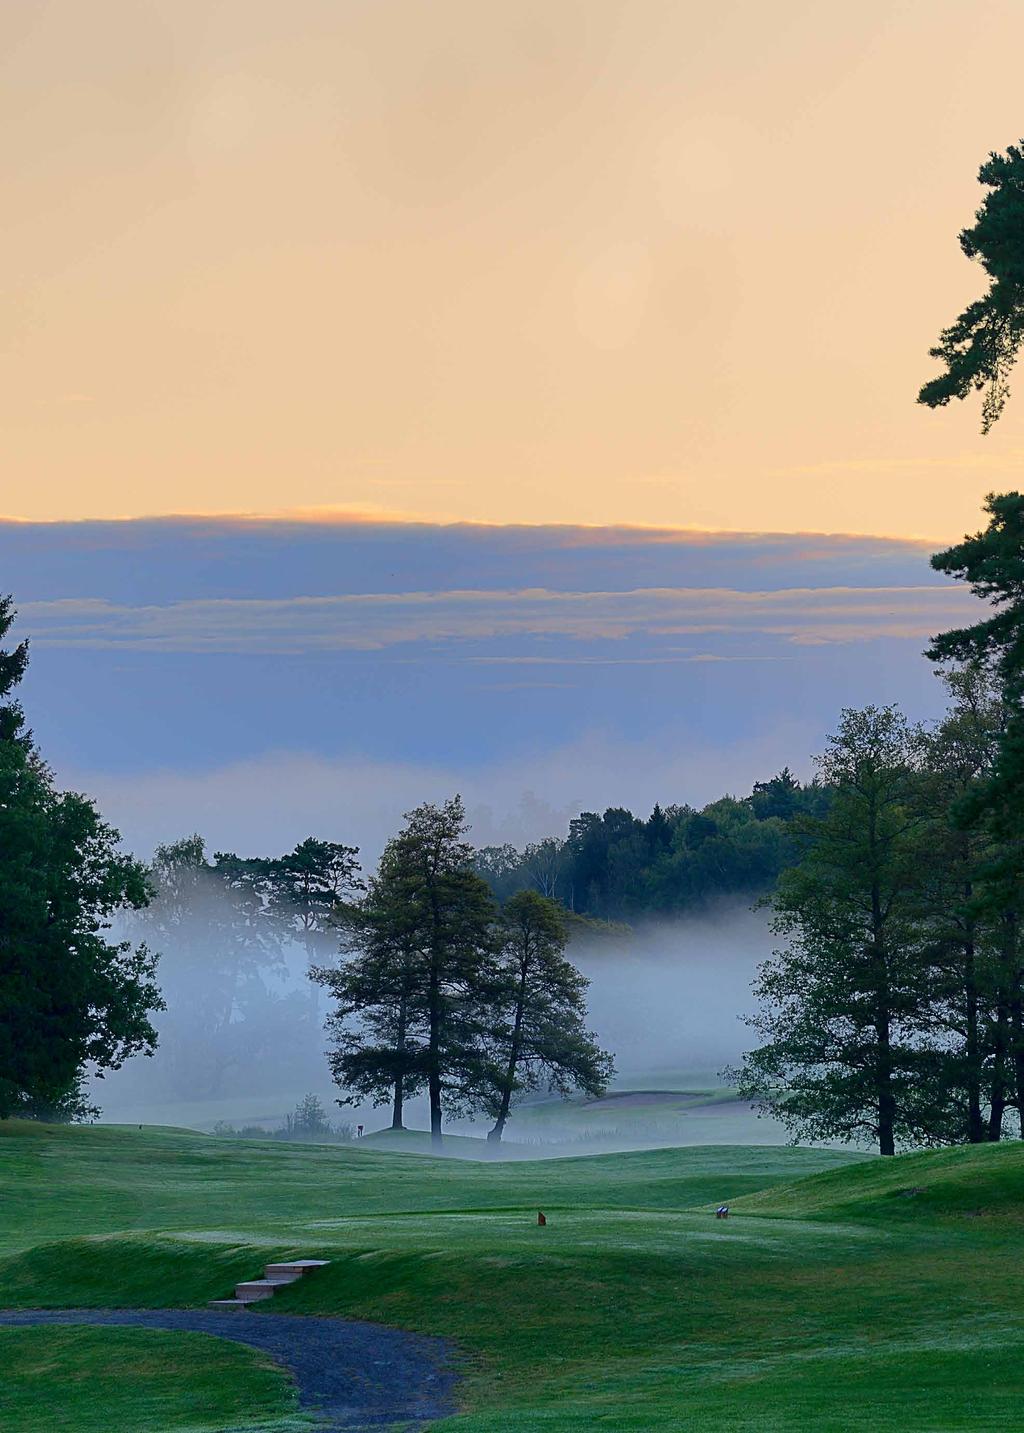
left=2, top=1122, right=1024, bottom=1430
left=1, top=1325, right=307, bottom=1433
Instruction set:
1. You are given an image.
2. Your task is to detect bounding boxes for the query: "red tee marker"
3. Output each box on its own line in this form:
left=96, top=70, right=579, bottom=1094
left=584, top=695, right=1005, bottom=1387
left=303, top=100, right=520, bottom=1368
left=537, top=1211, right=547, bottom=1226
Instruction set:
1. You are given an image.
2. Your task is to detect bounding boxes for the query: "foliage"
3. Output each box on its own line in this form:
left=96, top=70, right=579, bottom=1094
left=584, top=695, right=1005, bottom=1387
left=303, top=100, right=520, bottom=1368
left=481, top=890, right=613, bottom=1141
left=215, top=837, right=362, bottom=963
left=317, top=798, right=499, bottom=1146
left=474, top=769, right=828, bottom=922
left=918, top=141, right=1024, bottom=432
left=278, top=1091, right=352, bottom=1141
left=0, top=598, right=161, bottom=1120
left=736, top=708, right=936, bottom=1155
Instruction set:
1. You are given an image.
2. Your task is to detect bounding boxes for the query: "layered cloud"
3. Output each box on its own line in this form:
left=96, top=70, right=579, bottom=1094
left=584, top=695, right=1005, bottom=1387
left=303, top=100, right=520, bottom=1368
left=22, top=582, right=976, bottom=654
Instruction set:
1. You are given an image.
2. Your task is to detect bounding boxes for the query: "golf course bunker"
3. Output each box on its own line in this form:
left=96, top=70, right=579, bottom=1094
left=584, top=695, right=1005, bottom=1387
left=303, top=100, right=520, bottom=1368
left=0, top=1308, right=457, bottom=1430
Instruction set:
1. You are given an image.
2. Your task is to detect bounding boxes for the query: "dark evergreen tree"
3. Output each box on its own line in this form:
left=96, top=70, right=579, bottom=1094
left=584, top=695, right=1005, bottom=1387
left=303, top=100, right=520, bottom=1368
left=915, top=668, right=1005, bottom=1142
left=313, top=842, right=426, bottom=1131
left=388, top=798, right=498, bottom=1147
left=0, top=597, right=162, bottom=1120
left=318, top=798, right=498, bottom=1147
left=737, top=708, right=934, bottom=1155
left=918, top=141, right=1024, bottom=432
left=481, top=890, right=613, bottom=1143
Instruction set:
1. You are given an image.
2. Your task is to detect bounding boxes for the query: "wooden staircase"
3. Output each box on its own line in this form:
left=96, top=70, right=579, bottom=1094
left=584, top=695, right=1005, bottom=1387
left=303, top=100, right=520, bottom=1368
left=208, top=1259, right=330, bottom=1310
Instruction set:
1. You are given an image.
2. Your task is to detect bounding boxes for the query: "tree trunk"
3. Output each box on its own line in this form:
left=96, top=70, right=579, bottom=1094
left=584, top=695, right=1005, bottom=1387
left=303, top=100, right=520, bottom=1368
left=487, top=949, right=530, bottom=1145
left=391, top=1080, right=405, bottom=1131
left=877, top=1076, right=897, bottom=1157
left=1008, top=916, right=1024, bottom=1140
left=428, top=964, right=443, bottom=1148
left=963, top=929, right=985, bottom=1143
left=426, top=863, right=445, bottom=1150
left=989, top=1001, right=1009, bottom=1142
left=870, top=868, right=896, bottom=1157
left=391, top=993, right=408, bottom=1130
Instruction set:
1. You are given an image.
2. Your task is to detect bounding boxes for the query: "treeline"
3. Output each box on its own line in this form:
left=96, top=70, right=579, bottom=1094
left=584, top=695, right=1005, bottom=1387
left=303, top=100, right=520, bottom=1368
left=474, top=771, right=830, bottom=921
left=738, top=495, right=1024, bottom=1155
left=124, top=773, right=826, bottom=1105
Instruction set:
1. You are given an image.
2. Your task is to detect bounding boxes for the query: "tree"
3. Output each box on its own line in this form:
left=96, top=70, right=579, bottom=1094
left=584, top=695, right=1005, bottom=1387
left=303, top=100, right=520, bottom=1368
left=918, top=141, right=1024, bottom=432
left=266, top=838, right=362, bottom=964
left=0, top=597, right=162, bottom=1119
left=388, top=798, right=498, bottom=1147
left=925, top=495, right=1024, bottom=1138
left=915, top=668, right=1005, bottom=1142
left=313, top=843, right=427, bottom=1131
left=318, top=797, right=498, bottom=1148
left=136, top=837, right=290, bottom=1099
left=737, top=708, right=934, bottom=1155
left=481, top=890, right=613, bottom=1142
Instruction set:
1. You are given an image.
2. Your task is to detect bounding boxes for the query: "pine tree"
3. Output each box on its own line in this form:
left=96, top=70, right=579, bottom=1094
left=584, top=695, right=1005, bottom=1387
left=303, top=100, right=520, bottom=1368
left=737, top=708, right=934, bottom=1155
left=482, top=890, right=613, bottom=1143
left=316, top=797, right=498, bottom=1147
left=0, top=596, right=162, bottom=1119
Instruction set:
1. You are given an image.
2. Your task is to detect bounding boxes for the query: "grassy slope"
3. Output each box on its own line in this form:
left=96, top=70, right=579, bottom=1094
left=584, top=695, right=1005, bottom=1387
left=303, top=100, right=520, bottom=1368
left=2, top=1325, right=306, bottom=1433
left=3, top=1123, right=1024, bottom=1430
left=732, top=1138, right=1024, bottom=1220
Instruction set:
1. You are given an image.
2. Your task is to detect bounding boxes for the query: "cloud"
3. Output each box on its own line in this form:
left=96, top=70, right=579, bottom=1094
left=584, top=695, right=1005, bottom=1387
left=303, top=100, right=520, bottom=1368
left=20, top=583, right=977, bottom=654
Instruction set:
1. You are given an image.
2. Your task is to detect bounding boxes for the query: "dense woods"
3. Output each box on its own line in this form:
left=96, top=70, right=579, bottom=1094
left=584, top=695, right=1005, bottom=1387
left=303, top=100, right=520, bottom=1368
left=473, top=771, right=829, bottom=921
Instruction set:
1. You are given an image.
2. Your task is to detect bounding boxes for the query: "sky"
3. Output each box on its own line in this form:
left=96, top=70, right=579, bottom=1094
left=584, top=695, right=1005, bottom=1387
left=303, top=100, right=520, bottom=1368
left=7, top=515, right=975, bottom=858
left=2, top=2, right=1018, bottom=860
left=3, top=0, right=1024, bottom=537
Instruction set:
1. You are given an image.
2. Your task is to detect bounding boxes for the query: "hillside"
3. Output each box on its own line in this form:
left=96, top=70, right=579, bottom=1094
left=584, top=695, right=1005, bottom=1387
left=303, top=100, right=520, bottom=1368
left=731, top=1139, right=1024, bottom=1222
left=3, top=1124, right=1024, bottom=1431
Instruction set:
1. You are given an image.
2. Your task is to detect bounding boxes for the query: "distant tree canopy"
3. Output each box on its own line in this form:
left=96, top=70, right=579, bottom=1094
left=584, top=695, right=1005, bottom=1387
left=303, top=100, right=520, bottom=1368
left=474, top=769, right=828, bottom=922
left=918, top=141, right=1024, bottom=432
left=0, top=597, right=161, bottom=1121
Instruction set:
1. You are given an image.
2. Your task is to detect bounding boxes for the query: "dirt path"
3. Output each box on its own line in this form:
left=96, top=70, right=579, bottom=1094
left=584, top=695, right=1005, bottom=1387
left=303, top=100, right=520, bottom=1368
left=0, top=1308, right=457, bottom=1431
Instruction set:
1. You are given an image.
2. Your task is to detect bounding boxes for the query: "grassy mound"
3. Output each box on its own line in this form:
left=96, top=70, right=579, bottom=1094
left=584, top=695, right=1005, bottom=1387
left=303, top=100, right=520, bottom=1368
left=732, top=1139, right=1024, bottom=1222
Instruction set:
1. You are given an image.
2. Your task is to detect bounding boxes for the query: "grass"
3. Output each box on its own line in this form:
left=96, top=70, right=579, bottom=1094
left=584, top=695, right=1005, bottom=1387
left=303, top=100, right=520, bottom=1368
left=2, top=1121, right=1024, bottom=1429
left=1, top=1325, right=307, bottom=1432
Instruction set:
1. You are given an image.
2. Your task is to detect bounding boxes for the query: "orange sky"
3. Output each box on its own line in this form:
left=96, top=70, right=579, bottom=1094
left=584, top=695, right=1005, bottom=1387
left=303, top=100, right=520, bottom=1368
left=4, top=0, right=1024, bottom=538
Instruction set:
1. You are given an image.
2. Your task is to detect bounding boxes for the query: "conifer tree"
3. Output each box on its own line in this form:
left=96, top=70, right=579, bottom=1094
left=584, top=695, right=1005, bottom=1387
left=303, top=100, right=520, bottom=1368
left=0, top=597, right=161, bottom=1119
left=482, top=890, right=612, bottom=1143
left=737, top=708, right=934, bottom=1155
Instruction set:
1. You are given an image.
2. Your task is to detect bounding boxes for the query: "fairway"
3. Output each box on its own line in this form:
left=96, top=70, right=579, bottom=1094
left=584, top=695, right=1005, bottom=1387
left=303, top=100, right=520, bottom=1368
left=3, top=1124, right=1024, bottom=1430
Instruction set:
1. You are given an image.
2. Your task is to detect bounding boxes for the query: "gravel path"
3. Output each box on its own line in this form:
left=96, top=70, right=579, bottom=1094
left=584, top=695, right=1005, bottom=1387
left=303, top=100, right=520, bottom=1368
left=0, top=1308, right=458, bottom=1431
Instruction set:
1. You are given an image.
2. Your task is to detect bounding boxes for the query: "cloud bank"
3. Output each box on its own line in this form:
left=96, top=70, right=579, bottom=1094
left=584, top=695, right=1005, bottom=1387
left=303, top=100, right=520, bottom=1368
left=22, top=583, right=975, bottom=654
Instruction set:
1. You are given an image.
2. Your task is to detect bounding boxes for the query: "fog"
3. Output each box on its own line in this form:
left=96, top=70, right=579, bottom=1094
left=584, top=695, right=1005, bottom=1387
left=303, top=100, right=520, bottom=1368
left=571, top=906, right=767, bottom=1075
left=89, top=889, right=773, bottom=1152
left=61, top=722, right=814, bottom=864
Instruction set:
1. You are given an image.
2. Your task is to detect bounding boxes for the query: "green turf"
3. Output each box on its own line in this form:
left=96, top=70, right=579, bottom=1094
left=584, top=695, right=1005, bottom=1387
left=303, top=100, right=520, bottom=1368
left=0, top=1324, right=307, bottom=1432
left=2, top=1121, right=1023, bottom=1429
